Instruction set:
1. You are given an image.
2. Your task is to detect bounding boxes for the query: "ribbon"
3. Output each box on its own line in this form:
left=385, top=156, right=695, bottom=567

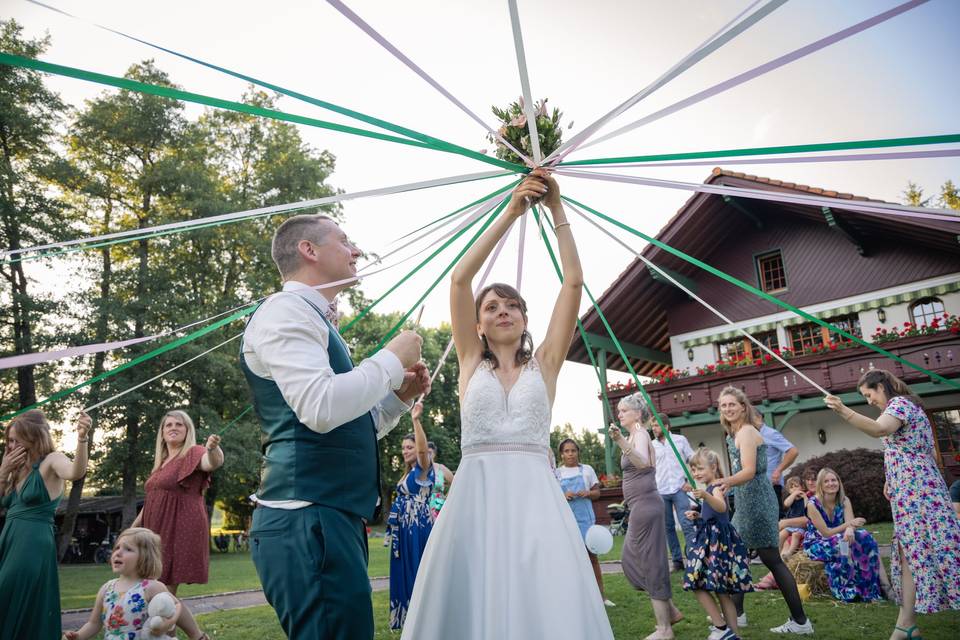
left=507, top=0, right=543, bottom=163
left=2, top=168, right=514, bottom=260
left=563, top=195, right=960, bottom=391
left=26, top=0, right=524, bottom=173
left=581, top=0, right=930, bottom=151
left=560, top=133, right=960, bottom=167
left=545, top=0, right=785, bottom=164
left=565, top=201, right=827, bottom=394
left=324, top=0, right=533, bottom=167
left=555, top=168, right=960, bottom=222
left=559, top=148, right=960, bottom=170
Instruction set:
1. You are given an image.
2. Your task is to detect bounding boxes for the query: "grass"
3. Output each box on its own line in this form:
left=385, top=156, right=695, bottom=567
left=60, top=536, right=393, bottom=610
left=188, top=569, right=960, bottom=639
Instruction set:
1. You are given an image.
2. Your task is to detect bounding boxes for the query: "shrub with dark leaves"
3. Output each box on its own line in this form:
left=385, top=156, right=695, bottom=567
left=785, top=448, right=891, bottom=524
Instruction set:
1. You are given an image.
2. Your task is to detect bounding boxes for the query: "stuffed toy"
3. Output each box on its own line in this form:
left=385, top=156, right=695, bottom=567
left=146, top=591, right=177, bottom=635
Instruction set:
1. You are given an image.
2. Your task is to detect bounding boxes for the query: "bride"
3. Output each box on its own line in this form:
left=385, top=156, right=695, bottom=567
left=400, top=170, right=614, bottom=639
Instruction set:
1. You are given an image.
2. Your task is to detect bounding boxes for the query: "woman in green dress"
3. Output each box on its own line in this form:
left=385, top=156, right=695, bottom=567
left=716, top=386, right=812, bottom=635
left=0, top=409, right=91, bottom=640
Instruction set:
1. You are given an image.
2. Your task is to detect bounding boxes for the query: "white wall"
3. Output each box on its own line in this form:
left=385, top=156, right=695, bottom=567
left=860, top=290, right=960, bottom=339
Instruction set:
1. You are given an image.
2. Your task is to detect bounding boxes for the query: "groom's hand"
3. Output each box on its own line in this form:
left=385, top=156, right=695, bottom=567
left=385, top=330, right=423, bottom=369
left=397, top=361, right=431, bottom=402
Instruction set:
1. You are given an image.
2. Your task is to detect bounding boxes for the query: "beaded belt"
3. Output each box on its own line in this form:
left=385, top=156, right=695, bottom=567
left=461, top=442, right=550, bottom=457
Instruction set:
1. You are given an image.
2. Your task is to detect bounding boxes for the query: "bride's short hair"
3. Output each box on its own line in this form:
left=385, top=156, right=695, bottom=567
left=475, top=282, right=533, bottom=370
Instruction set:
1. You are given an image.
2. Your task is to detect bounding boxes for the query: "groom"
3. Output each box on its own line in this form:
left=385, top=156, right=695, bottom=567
left=241, top=213, right=430, bottom=640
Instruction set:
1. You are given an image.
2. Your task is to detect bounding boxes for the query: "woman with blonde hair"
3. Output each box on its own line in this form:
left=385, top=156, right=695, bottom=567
left=802, top=467, right=885, bottom=602
left=131, top=409, right=224, bottom=637
left=826, top=369, right=960, bottom=640
left=0, top=409, right=91, bottom=640
left=716, top=386, right=812, bottom=635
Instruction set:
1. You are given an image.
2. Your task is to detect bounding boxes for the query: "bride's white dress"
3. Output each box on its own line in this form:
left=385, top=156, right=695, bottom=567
left=400, top=359, right=614, bottom=639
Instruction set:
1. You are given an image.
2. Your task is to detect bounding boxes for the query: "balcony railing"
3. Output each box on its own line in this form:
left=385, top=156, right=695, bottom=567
left=602, top=332, right=960, bottom=416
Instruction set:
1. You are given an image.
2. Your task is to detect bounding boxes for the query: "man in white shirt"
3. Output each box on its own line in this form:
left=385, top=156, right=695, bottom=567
left=649, top=413, right=696, bottom=572
left=241, top=214, right=430, bottom=640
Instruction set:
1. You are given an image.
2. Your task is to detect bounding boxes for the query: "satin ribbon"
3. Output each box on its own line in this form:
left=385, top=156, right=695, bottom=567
left=507, top=0, right=543, bottom=163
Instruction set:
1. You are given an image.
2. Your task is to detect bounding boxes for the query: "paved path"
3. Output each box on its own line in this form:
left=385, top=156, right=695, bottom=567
left=62, top=545, right=894, bottom=627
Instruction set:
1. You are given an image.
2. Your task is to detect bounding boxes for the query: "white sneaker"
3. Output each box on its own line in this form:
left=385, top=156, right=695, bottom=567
left=705, top=613, right=746, bottom=628
left=603, top=599, right=616, bottom=607
left=770, top=618, right=814, bottom=634
left=708, top=626, right=739, bottom=640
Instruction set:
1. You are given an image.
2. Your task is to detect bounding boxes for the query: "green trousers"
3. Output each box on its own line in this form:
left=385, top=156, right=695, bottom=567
left=251, top=504, right=373, bottom=640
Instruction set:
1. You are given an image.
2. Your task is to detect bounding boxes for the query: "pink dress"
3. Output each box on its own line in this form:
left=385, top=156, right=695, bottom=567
left=142, top=445, right=211, bottom=585
left=882, top=396, right=960, bottom=613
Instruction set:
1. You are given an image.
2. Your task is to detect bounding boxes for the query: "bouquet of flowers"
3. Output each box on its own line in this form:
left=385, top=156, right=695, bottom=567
left=488, top=97, right=567, bottom=165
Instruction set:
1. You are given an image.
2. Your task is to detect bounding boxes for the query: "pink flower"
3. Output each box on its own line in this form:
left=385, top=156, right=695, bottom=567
left=509, top=114, right=527, bottom=128
left=537, top=99, right=548, bottom=117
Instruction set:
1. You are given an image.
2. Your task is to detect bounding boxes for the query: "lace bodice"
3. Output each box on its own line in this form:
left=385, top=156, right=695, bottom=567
left=460, top=359, right=552, bottom=449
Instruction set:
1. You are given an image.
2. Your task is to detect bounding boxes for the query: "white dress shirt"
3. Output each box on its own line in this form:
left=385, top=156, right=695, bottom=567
left=243, top=281, right=411, bottom=508
left=651, top=433, right=695, bottom=495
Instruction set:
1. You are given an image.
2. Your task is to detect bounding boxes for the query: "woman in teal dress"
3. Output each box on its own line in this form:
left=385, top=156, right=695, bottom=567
left=0, top=409, right=91, bottom=640
left=716, top=386, right=812, bottom=635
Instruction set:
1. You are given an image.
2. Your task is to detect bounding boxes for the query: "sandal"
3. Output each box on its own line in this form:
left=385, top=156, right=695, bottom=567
left=894, top=625, right=922, bottom=640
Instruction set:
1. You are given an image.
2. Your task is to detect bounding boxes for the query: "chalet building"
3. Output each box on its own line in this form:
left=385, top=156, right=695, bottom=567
left=568, top=168, right=960, bottom=481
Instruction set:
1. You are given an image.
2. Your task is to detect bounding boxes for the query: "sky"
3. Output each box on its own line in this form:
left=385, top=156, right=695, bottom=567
left=5, top=0, right=960, bottom=441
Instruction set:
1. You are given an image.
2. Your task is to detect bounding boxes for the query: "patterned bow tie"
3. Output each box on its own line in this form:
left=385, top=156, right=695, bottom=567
left=324, top=297, right=339, bottom=330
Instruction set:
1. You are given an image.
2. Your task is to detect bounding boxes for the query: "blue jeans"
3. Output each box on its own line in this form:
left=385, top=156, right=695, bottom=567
left=662, top=489, right=696, bottom=563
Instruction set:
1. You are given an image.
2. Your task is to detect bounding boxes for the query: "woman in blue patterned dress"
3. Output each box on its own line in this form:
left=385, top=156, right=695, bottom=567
left=803, top=467, right=884, bottom=602
left=827, top=370, right=960, bottom=640
left=388, top=400, right=435, bottom=630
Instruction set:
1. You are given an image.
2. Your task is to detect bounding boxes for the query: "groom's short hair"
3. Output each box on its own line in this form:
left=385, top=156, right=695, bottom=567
left=272, top=213, right=335, bottom=277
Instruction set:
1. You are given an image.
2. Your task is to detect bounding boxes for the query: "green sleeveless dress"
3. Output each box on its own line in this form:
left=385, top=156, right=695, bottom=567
left=0, top=458, right=63, bottom=639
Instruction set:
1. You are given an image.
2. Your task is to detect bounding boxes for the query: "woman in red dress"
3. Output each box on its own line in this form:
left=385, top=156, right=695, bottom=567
left=133, top=409, right=224, bottom=638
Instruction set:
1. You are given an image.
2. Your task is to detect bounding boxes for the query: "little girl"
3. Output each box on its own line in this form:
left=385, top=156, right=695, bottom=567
left=683, top=448, right=753, bottom=640
left=64, top=527, right=201, bottom=639
left=778, top=476, right=808, bottom=559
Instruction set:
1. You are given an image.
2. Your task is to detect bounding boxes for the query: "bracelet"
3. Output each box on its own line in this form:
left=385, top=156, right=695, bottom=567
left=78, top=439, right=88, bottom=443
left=553, top=222, right=571, bottom=231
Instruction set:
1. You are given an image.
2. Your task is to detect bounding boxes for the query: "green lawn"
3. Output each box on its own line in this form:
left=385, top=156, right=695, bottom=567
left=60, top=536, right=393, bottom=610
left=189, top=570, right=960, bottom=639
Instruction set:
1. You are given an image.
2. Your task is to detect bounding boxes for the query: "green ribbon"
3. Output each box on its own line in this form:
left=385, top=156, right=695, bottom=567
left=531, top=207, right=697, bottom=490
left=0, top=52, right=525, bottom=172
left=563, top=195, right=960, bottom=391
left=1, top=305, right=257, bottom=421
left=343, top=181, right=519, bottom=333
left=372, top=198, right=509, bottom=353
left=88, top=31, right=524, bottom=172
left=216, top=404, right=254, bottom=435
left=559, top=133, right=960, bottom=166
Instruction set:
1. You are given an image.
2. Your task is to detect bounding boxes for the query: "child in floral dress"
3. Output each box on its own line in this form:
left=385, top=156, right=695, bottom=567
left=683, top=448, right=753, bottom=640
left=64, top=528, right=203, bottom=640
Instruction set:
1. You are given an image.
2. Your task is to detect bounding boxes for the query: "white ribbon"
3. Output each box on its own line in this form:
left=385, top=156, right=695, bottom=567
left=507, top=0, right=543, bottom=164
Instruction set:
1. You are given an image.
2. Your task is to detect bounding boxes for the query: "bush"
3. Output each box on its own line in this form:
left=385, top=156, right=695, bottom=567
left=786, top=448, right=891, bottom=524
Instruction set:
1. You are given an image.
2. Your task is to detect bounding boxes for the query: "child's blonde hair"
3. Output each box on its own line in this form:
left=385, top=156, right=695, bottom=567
left=688, top=447, right=724, bottom=480
left=115, top=527, right=163, bottom=580
left=785, top=476, right=802, bottom=491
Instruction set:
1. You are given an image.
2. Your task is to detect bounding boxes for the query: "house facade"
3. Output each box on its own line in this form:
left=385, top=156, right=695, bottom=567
left=568, top=169, right=960, bottom=480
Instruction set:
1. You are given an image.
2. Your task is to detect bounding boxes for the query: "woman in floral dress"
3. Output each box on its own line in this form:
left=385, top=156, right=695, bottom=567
left=388, top=401, right=435, bottom=630
left=802, top=468, right=885, bottom=602
left=827, top=369, right=960, bottom=640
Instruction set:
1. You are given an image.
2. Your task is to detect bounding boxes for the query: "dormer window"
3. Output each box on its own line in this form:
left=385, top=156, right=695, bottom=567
left=757, top=250, right=786, bottom=293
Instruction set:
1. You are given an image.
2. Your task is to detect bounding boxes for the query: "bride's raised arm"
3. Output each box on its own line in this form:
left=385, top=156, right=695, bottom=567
left=534, top=174, right=583, bottom=386
left=449, top=172, right=548, bottom=368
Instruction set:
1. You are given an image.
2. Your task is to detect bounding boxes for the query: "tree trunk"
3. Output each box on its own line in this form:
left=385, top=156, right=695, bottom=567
left=58, top=200, right=114, bottom=560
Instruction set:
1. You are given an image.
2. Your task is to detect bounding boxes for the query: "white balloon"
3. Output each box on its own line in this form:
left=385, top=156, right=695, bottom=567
left=585, top=524, right=614, bottom=555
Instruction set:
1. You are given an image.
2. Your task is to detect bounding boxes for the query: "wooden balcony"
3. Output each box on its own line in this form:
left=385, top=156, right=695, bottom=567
left=602, top=332, right=960, bottom=416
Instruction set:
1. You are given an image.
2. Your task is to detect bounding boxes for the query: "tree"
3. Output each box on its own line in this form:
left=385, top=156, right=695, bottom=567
left=902, top=178, right=959, bottom=210
left=0, top=20, right=69, bottom=410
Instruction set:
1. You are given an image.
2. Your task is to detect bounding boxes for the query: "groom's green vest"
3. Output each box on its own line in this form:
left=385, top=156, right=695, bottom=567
left=240, top=295, right=381, bottom=521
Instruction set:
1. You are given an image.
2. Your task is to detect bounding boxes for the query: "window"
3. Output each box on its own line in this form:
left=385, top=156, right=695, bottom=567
left=911, top=297, right=945, bottom=327
left=790, top=313, right=862, bottom=352
left=717, top=331, right=780, bottom=362
left=757, top=251, right=787, bottom=293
